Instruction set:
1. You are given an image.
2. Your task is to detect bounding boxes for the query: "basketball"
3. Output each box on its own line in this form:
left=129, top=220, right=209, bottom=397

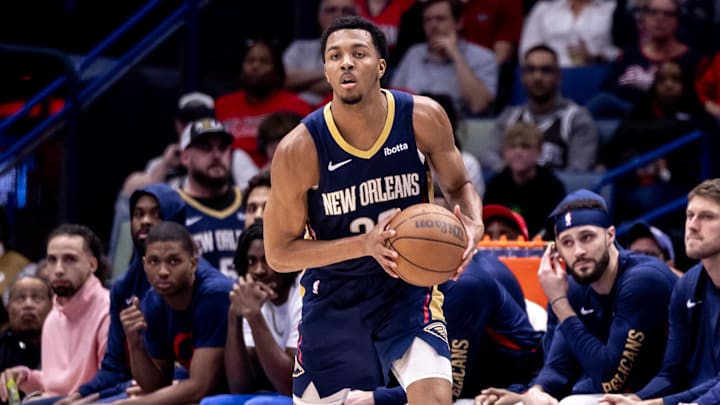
left=386, top=203, right=467, bottom=286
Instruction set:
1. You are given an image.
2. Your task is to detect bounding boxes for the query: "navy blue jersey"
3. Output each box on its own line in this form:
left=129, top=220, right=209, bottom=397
left=535, top=249, right=677, bottom=397
left=294, top=90, right=449, bottom=400
left=142, top=264, right=232, bottom=369
left=179, top=187, right=244, bottom=278
left=636, top=264, right=720, bottom=404
left=304, top=89, right=430, bottom=277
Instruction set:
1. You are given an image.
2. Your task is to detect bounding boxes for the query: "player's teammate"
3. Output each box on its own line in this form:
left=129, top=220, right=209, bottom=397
left=264, top=16, right=483, bottom=405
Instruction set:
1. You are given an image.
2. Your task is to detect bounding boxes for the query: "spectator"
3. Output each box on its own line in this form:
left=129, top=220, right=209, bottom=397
left=460, top=0, right=524, bottom=65
left=484, top=121, right=566, bottom=238
left=256, top=112, right=302, bottom=169
left=283, top=0, right=358, bottom=106
left=391, top=0, right=498, bottom=115
left=604, top=60, right=716, bottom=222
left=483, top=45, right=598, bottom=173
left=355, top=0, right=415, bottom=58
left=242, top=169, right=271, bottom=229
left=585, top=0, right=707, bottom=118
left=520, top=0, right=618, bottom=67
left=0, top=224, right=111, bottom=403
left=201, top=221, right=301, bottom=405
left=0, top=275, right=51, bottom=372
left=60, top=184, right=189, bottom=404
left=627, top=220, right=683, bottom=276
left=178, top=118, right=246, bottom=278
left=696, top=51, right=720, bottom=119
left=477, top=189, right=678, bottom=403
left=216, top=38, right=313, bottom=168
left=482, top=204, right=530, bottom=241
left=599, top=178, right=720, bottom=405
left=108, top=221, right=232, bottom=405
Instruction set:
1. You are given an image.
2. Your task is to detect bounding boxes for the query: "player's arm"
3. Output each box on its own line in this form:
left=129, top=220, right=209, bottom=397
left=412, top=95, right=484, bottom=273
left=225, top=313, right=257, bottom=394
left=113, top=347, right=224, bottom=405
left=248, top=314, right=295, bottom=396
left=557, top=269, right=675, bottom=391
left=264, top=125, right=399, bottom=274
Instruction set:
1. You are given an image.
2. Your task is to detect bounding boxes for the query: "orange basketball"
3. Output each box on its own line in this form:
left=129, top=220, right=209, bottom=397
left=386, top=203, right=467, bottom=286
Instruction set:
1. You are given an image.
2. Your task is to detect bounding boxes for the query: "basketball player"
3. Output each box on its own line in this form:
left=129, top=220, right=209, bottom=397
left=476, top=189, right=677, bottom=404
left=264, top=16, right=484, bottom=405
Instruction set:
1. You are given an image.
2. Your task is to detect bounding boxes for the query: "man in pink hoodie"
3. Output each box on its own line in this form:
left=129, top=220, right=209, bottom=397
left=0, top=224, right=110, bottom=402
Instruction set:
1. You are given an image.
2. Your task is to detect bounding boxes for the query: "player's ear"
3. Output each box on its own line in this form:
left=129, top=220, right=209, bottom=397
left=378, top=59, right=387, bottom=79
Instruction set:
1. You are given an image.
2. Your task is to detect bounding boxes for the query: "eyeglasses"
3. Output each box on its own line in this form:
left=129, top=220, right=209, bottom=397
left=322, top=6, right=357, bottom=15
left=522, top=65, right=556, bottom=75
left=643, top=7, right=677, bottom=18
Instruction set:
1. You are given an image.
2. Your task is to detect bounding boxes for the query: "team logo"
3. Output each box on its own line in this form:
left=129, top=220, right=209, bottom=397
left=292, top=357, right=306, bottom=377
left=564, top=211, right=572, bottom=227
left=423, top=321, right=448, bottom=344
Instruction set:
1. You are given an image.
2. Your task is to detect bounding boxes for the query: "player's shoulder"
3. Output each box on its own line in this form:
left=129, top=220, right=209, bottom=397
left=617, top=250, right=677, bottom=288
left=196, top=264, right=233, bottom=295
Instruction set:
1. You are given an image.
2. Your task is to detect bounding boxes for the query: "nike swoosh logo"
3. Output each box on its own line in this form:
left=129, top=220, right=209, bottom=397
left=580, top=307, right=594, bottom=315
left=686, top=299, right=702, bottom=308
left=328, top=159, right=352, bottom=171
left=125, top=296, right=134, bottom=306
left=186, top=216, right=203, bottom=226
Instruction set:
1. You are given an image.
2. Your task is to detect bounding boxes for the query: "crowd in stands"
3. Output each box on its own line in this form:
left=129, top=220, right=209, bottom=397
left=1, top=0, right=720, bottom=404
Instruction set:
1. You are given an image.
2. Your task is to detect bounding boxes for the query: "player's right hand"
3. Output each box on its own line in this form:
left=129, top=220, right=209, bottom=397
left=367, top=208, right=400, bottom=278
left=229, top=274, right=275, bottom=319
left=0, top=366, right=29, bottom=402
left=119, top=297, right=146, bottom=349
left=538, top=242, right=569, bottom=303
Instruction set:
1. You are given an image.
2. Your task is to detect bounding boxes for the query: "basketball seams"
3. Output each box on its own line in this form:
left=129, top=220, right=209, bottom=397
left=387, top=240, right=462, bottom=273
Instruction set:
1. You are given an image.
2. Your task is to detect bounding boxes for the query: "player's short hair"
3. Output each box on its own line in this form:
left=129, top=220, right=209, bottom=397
left=233, top=220, right=299, bottom=283
left=320, top=16, right=389, bottom=62
left=502, top=121, right=543, bottom=150
left=47, top=223, right=111, bottom=285
left=145, top=221, right=196, bottom=257
left=689, top=178, right=720, bottom=206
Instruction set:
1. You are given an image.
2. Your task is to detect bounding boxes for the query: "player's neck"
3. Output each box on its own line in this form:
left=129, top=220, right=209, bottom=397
left=330, top=89, right=388, bottom=149
left=591, top=245, right=619, bottom=295
left=702, top=254, right=720, bottom=288
left=184, top=179, right=229, bottom=199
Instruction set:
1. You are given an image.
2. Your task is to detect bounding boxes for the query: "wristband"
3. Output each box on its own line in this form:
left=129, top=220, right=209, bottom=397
left=550, top=296, right=568, bottom=307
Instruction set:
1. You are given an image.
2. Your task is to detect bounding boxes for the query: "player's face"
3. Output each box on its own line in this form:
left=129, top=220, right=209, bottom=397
left=556, top=225, right=614, bottom=285
left=246, top=239, right=289, bottom=302
left=46, top=235, right=97, bottom=298
left=422, top=1, right=458, bottom=40
left=183, top=135, right=232, bottom=188
left=522, top=50, right=559, bottom=102
left=324, top=29, right=386, bottom=105
left=8, top=278, right=52, bottom=334
left=245, top=186, right=270, bottom=228
left=143, top=241, right=197, bottom=299
left=131, top=195, right=161, bottom=249
left=685, top=196, right=720, bottom=260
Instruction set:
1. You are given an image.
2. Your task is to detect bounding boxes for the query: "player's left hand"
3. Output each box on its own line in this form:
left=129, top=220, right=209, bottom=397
left=345, top=390, right=375, bottom=405
left=229, top=274, right=276, bottom=319
left=452, top=204, right=484, bottom=280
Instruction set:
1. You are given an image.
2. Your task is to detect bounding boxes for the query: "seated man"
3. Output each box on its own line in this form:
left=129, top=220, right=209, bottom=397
left=0, top=275, right=52, bottom=372
left=344, top=251, right=544, bottom=404
left=0, top=224, right=111, bottom=403
left=626, top=221, right=683, bottom=277
left=483, top=204, right=530, bottom=241
left=201, top=220, right=301, bottom=405
left=111, top=221, right=232, bottom=404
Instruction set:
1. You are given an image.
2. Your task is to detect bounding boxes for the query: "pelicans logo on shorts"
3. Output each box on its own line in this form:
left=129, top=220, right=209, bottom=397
left=424, top=321, right=448, bottom=344
left=293, top=356, right=306, bottom=378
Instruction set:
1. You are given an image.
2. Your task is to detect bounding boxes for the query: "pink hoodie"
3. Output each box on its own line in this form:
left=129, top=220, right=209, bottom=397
left=19, top=276, right=110, bottom=396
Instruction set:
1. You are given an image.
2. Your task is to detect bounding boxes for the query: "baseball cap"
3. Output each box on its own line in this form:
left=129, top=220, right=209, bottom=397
left=177, top=92, right=215, bottom=123
left=180, top=118, right=233, bottom=150
left=628, top=221, right=675, bottom=261
left=483, top=204, right=529, bottom=240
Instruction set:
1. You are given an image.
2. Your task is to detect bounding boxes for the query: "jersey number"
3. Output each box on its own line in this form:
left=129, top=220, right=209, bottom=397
left=348, top=208, right=397, bottom=234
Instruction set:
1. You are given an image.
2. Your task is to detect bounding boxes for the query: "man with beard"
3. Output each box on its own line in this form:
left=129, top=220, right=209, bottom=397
left=0, top=275, right=52, bottom=372
left=476, top=189, right=677, bottom=404
left=481, top=45, right=598, bottom=174
left=0, top=224, right=110, bottom=402
left=177, top=118, right=245, bottom=278
left=54, top=183, right=190, bottom=404
left=599, top=178, right=720, bottom=405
